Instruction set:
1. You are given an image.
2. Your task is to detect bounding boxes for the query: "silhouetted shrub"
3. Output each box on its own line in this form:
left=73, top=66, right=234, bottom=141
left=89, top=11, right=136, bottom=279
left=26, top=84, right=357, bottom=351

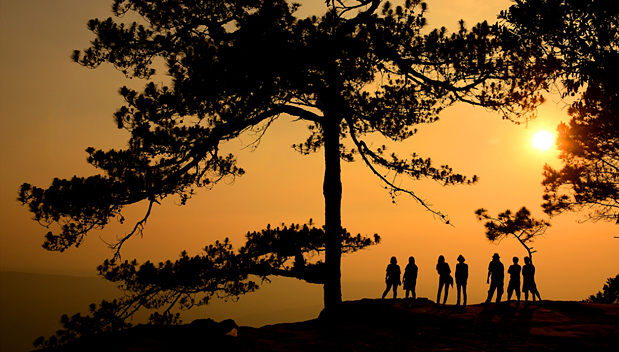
left=585, top=274, right=619, bottom=304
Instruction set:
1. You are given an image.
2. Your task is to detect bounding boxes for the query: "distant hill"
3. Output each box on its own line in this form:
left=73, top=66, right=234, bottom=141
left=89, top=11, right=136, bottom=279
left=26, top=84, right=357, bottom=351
left=34, top=299, right=619, bottom=352
left=0, top=271, right=323, bottom=352
left=0, top=271, right=119, bottom=352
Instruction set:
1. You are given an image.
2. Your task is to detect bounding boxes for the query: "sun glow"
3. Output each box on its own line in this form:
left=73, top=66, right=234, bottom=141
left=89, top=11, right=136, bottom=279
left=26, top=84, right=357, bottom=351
left=532, top=130, right=555, bottom=151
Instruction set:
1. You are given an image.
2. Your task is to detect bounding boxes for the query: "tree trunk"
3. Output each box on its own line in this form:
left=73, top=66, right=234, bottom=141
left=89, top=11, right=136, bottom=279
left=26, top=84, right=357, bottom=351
left=322, top=119, right=343, bottom=313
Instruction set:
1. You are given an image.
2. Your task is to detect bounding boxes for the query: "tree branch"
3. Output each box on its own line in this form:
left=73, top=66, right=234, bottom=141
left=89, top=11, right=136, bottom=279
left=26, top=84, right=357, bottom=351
left=346, top=117, right=451, bottom=223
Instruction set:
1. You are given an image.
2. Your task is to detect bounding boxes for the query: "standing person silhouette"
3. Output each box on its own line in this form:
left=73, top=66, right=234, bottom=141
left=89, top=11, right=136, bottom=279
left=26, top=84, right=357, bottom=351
left=455, top=255, right=468, bottom=307
left=436, top=255, right=452, bottom=306
left=522, top=256, right=542, bottom=302
left=485, top=253, right=504, bottom=306
left=403, top=256, right=418, bottom=300
left=507, top=257, right=522, bottom=303
left=381, top=256, right=401, bottom=299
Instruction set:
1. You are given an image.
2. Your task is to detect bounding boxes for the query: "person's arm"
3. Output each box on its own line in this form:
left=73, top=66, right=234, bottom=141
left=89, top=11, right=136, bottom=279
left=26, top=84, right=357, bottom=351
left=487, top=264, right=491, bottom=284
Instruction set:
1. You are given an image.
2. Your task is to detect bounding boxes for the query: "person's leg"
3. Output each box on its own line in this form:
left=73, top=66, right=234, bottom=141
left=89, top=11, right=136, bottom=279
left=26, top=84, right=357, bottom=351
left=486, top=284, right=496, bottom=304
left=382, top=283, right=392, bottom=299
left=456, top=284, right=462, bottom=305
left=393, top=284, right=398, bottom=299
left=496, top=282, right=504, bottom=303
left=405, top=289, right=410, bottom=299
left=437, top=281, right=444, bottom=304
left=534, top=287, right=541, bottom=301
left=524, top=289, right=529, bottom=302
left=516, top=283, right=521, bottom=302
left=463, top=283, right=467, bottom=306
left=443, top=284, right=449, bottom=305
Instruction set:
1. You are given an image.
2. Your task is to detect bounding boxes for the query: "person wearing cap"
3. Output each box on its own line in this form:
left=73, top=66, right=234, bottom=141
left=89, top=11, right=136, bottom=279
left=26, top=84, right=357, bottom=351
left=485, top=253, right=505, bottom=306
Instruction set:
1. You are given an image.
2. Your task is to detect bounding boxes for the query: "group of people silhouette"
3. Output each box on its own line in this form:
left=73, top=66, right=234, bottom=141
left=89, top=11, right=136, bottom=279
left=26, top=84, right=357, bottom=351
left=381, top=253, right=542, bottom=307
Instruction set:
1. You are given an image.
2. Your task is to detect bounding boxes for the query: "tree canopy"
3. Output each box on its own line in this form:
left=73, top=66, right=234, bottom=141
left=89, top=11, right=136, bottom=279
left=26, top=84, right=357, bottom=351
left=500, top=0, right=619, bottom=223
left=19, top=0, right=548, bottom=314
left=475, top=207, right=550, bottom=259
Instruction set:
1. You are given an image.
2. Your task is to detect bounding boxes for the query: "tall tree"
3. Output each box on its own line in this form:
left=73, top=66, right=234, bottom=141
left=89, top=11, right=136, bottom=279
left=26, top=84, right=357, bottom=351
left=500, top=0, right=619, bottom=223
left=19, top=0, right=545, bottom=312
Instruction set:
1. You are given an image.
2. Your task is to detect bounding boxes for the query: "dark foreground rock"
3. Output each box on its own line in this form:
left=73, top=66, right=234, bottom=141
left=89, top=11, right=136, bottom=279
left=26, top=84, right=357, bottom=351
left=36, top=299, right=619, bottom=351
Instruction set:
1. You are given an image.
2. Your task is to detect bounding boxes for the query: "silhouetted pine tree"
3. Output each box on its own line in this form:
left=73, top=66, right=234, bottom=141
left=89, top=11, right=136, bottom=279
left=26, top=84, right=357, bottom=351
left=20, top=0, right=549, bottom=320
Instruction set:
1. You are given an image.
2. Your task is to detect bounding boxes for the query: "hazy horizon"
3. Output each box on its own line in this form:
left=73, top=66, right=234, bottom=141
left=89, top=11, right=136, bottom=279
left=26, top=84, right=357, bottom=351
left=2, top=269, right=615, bottom=352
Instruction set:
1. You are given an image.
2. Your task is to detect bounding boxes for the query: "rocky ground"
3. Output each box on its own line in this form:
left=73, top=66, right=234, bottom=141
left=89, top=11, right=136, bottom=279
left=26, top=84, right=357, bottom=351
left=39, top=299, right=619, bottom=351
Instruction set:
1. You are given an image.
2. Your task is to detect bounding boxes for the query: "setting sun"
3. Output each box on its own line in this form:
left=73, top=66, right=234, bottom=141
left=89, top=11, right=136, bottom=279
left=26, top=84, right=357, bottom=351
left=532, top=130, right=555, bottom=151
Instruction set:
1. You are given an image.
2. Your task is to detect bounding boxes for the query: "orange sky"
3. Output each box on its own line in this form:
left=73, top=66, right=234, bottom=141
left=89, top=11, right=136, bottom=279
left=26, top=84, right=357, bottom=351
left=1, top=0, right=617, bottom=312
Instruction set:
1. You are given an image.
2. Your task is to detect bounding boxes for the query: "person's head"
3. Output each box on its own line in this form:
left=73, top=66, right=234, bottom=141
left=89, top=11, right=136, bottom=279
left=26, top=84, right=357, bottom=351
left=438, top=255, right=445, bottom=263
left=524, top=256, right=531, bottom=264
left=408, top=256, right=415, bottom=264
left=493, top=253, right=500, bottom=261
left=390, top=256, right=397, bottom=264
left=513, top=256, right=519, bottom=264
left=457, top=254, right=465, bottom=263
